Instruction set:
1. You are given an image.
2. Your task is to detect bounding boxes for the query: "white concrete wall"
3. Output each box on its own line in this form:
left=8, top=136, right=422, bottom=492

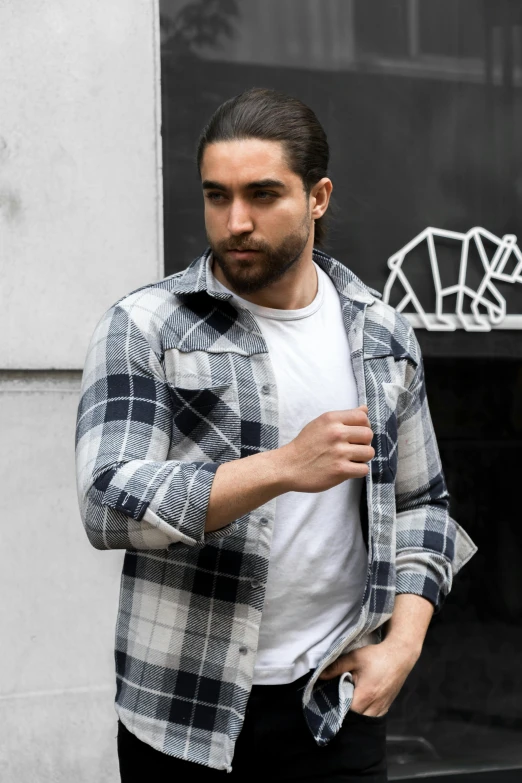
left=0, top=3, right=163, bottom=781
left=0, top=0, right=163, bottom=369
left=0, top=373, right=122, bottom=783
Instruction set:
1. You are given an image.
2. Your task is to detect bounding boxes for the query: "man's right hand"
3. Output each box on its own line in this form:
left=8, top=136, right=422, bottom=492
left=206, top=405, right=374, bottom=532
left=279, top=405, right=374, bottom=493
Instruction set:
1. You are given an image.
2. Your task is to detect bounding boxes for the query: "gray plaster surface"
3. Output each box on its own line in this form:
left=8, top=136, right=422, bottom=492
left=1, top=377, right=123, bottom=781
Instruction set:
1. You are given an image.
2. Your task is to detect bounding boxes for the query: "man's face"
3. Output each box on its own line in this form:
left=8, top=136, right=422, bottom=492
left=200, top=138, right=312, bottom=295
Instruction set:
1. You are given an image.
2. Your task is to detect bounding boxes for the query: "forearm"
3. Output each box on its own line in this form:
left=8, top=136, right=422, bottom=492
left=205, top=447, right=291, bottom=531
left=206, top=405, right=374, bottom=532
left=383, top=593, right=434, bottom=662
left=320, top=594, right=434, bottom=714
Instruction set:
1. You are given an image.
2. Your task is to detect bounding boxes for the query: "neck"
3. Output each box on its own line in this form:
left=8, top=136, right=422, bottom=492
left=212, top=233, right=319, bottom=310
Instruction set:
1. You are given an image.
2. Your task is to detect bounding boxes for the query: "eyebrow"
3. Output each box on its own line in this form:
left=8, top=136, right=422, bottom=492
left=202, top=179, right=286, bottom=191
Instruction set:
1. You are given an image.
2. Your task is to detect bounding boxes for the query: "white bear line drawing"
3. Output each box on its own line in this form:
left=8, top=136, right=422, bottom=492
left=382, top=227, right=522, bottom=331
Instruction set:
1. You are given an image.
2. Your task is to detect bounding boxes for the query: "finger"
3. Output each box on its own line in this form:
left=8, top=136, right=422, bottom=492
left=319, top=654, right=355, bottom=680
left=351, top=698, right=388, bottom=718
left=334, top=408, right=370, bottom=428
left=344, top=462, right=370, bottom=479
left=346, top=444, right=375, bottom=463
left=344, top=425, right=374, bottom=446
left=351, top=703, right=385, bottom=718
left=350, top=698, right=371, bottom=715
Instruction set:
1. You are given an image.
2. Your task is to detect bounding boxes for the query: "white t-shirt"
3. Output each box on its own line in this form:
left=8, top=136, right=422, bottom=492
left=211, top=261, right=368, bottom=684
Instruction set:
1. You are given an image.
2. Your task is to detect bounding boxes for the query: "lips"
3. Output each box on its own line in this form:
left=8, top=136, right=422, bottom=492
left=227, top=249, right=260, bottom=258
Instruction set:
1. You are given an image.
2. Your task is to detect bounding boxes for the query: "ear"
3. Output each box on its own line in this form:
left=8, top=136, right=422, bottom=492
left=310, top=177, right=333, bottom=219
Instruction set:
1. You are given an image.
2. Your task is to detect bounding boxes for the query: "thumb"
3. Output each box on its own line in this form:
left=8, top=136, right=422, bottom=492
left=358, top=404, right=368, bottom=413
left=319, top=654, right=355, bottom=681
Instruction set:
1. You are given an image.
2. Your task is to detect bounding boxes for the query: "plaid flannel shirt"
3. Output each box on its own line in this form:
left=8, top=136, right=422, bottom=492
left=75, top=248, right=476, bottom=772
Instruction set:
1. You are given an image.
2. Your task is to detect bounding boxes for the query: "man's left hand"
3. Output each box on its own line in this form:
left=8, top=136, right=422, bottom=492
left=318, top=639, right=420, bottom=717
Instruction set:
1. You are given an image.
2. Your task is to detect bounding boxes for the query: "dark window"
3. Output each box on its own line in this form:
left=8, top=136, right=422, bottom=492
left=160, top=2, right=522, bottom=777
left=419, top=0, right=485, bottom=59
left=354, top=0, right=410, bottom=59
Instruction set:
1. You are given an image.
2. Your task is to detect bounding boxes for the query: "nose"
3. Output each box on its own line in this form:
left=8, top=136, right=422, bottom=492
left=227, top=199, right=254, bottom=236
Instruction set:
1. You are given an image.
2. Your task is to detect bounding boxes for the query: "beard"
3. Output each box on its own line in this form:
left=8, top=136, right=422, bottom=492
left=209, top=217, right=311, bottom=296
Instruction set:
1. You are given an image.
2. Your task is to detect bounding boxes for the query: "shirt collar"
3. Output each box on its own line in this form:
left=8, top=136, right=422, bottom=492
left=167, top=247, right=381, bottom=305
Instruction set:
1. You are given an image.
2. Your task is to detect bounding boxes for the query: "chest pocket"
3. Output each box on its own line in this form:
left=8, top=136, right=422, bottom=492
left=381, top=381, right=413, bottom=481
left=168, top=382, right=233, bottom=440
left=364, top=353, right=415, bottom=484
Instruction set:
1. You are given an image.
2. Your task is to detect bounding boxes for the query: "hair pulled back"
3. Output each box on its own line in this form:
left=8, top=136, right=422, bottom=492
left=197, top=87, right=330, bottom=247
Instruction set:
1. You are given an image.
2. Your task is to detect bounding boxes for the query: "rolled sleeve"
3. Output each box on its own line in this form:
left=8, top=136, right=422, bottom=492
left=75, top=304, right=231, bottom=551
left=394, top=343, right=477, bottom=610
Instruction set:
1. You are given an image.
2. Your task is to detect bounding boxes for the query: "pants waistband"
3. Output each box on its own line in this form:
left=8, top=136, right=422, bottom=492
left=249, top=670, right=312, bottom=700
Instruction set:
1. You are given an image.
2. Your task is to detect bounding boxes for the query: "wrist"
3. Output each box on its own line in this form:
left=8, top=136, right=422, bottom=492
left=383, top=594, right=433, bottom=668
left=267, top=444, right=297, bottom=493
left=382, top=633, right=422, bottom=668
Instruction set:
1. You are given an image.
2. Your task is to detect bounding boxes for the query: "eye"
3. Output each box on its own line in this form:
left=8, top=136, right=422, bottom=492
left=254, top=191, right=277, bottom=200
left=205, top=192, right=226, bottom=203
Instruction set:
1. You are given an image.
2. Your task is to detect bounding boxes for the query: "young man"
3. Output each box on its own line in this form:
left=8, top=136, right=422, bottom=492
left=76, top=88, right=476, bottom=781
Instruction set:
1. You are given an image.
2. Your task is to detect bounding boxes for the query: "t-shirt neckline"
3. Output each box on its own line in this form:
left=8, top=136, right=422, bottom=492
left=210, top=260, right=325, bottom=321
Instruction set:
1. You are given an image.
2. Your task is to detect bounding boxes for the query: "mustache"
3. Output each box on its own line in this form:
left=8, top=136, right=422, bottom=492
left=222, top=239, right=267, bottom=252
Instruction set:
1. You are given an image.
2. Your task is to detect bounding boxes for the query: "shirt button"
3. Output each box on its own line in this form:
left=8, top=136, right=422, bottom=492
left=239, top=646, right=248, bottom=655
left=259, top=517, right=269, bottom=526
left=261, top=384, right=270, bottom=395
left=251, top=579, right=262, bottom=589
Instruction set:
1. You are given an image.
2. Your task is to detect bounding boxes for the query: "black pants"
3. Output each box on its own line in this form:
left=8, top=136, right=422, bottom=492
left=117, top=673, right=387, bottom=782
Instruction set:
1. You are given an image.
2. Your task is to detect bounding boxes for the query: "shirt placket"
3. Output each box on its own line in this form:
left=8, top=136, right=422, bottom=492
left=301, top=295, right=377, bottom=725
left=224, top=306, right=280, bottom=737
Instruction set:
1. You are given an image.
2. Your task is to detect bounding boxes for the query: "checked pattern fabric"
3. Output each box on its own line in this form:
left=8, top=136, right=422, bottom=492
left=75, top=248, right=476, bottom=772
